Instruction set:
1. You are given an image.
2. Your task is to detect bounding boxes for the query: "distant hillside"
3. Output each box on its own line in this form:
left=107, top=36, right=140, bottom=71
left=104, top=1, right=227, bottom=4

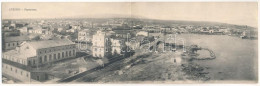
left=137, top=19, right=257, bottom=30
left=3, top=17, right=257, bottom=31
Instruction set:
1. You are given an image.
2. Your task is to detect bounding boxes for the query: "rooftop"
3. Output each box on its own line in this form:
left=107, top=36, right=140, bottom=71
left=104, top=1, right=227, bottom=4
left=4, top=36, right=30, bottom=43
left=26, top=39, right=75, bottom=50
left=2, top=59, right=33, bottom=71
left=3, top=49, right=36, bottom=59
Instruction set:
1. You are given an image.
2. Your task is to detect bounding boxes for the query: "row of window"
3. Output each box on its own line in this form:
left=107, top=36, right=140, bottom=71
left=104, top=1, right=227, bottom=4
left=94, top=48, right=109, bottom=52
left=29, top=30, right=42, bottom=33
left=3, top=56, right=26, bottom=65
left=3, top=64, right=29, bottom=78
left=79, top=37, right=90, bottom=40
left=38, top=50, right=76, bottom=63
left=93, top=53, right=104, bottom=57
left=38, top=46, right=76, bottom=54
left=6, top=42, right=19, bottom=47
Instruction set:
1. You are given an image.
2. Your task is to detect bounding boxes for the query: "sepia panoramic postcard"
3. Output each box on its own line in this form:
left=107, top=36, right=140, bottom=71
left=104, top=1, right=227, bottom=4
left=1, top=2, right=258, bottom=84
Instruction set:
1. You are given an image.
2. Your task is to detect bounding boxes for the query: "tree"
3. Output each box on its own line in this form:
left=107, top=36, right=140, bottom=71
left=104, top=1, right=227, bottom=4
left=32, top=35, right=41, bottom=41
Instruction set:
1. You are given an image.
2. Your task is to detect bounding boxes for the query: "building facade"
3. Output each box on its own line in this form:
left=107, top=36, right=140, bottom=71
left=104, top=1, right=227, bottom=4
left=92, top=30, right=107, bottom=58
left=2, top=59, right=50, bottom=82
left=3, top=36, right=30, bottom=51
left=111, top=38, right=124, bottom=55
left=78, top=29, right=92, bottom=42
left=2, top=39, right=77, bottom=82
left=136, top=31, right=149, bottom=36
left=3, top=39, right=77, bottom=67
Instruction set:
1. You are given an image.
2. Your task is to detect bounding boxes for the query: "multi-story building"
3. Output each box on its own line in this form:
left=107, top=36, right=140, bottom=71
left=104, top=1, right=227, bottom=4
left=113, top=30, right=132, bottom=39
left=29, top=28, right=52, bottom=35
left=78, top=29, right=92, bottom=42
left=111, top=38, right=125, bottom=55
left=28, top=27, right=43, bottom=34
left=2, top=59, right=50, bottom=82
left=92, top=30, right=108, bottom=58
left=3, top=36, right=30, bottom=51
left=3, top=39, right=77, bottom=66
left=2, top=39, right=76, bottom=82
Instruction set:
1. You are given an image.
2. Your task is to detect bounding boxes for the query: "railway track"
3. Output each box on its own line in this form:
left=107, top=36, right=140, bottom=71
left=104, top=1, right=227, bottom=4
left=57, top=55, right=128, bottom=82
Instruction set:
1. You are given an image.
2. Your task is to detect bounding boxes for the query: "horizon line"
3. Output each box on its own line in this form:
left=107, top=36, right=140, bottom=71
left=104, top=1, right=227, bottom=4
left=2, top=17, right=257, bottom=28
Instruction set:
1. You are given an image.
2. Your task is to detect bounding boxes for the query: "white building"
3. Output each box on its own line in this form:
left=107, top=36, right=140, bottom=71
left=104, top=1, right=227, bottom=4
left=28, top=27, right=43, bottom=34
left=136, top=31, right=149, bottom=36
left=92, top=30, right=107, bottom=58
left=19, top=27, right=28, bottom=33
left=111, top=38, right=124, bottom=55
left=2, top=59, right=49, bottom=82
left=3, top=36, right=30, bottom=51
left=3, top=39, right=77, bottom=66
left=57, top=28, right=64, bottom=32
left=78, top=29, right=92, bottom=42
left=2, top=39, right=76, bottom=82
left=66, top=29, right=76, bottom=33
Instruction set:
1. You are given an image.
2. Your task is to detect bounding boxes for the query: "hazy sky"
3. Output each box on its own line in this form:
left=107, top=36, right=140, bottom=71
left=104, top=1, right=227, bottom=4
left=2, top=2, right=258, bottom=27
